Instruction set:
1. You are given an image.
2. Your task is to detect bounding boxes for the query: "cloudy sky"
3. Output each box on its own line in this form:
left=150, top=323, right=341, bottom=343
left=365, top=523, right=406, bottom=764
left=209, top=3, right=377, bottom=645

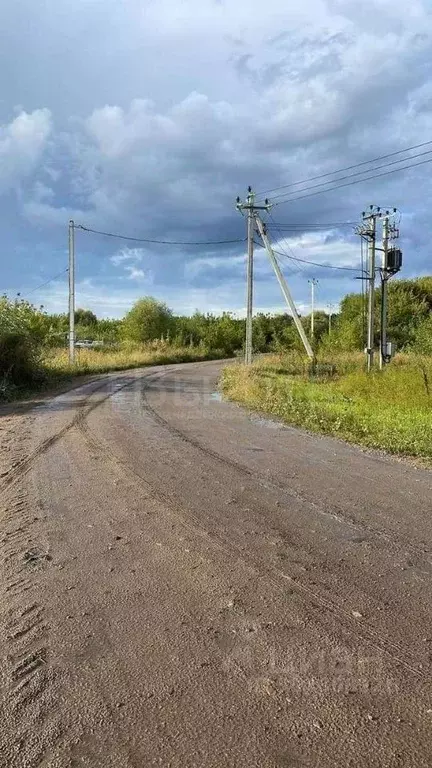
left=1, top=0, right=432, bottom=318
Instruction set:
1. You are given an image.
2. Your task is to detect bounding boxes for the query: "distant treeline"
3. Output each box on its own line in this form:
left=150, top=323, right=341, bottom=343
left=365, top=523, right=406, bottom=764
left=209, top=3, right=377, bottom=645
left=1, top=277, right=431, bottom=392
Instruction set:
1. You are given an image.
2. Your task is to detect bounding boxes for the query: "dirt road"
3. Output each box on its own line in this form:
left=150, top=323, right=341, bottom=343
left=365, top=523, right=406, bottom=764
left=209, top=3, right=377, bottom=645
left=1, top=360, right=432, bottom=767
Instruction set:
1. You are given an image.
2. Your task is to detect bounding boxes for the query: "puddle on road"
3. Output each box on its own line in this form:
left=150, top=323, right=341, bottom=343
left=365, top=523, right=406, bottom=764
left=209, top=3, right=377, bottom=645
left=249, top=415, right=285, bottom=430
left=210, top=391, right=223, bottom=402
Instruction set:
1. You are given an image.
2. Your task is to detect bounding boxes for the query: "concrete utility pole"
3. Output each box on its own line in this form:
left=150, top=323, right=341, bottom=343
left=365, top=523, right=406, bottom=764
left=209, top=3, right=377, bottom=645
left=357, top=206, right=379, bottom=372
left=379, top=210, right=401, bottom=368
left=254, top=216, right=314, bottom=361
left=357, top=206, right=401, bottom=372
left=366, top=216, right=376, bottom=373
left=245, top=190, right=254, bottom=366
left=236, top=188, right=271, bottom=364
left=327, top=303, right=334, bottom=336
left=308, top=278, right=319, bottom=342
left=68, top=220, right=75, bottom=364
left=380, top=215, right=389, bottom=370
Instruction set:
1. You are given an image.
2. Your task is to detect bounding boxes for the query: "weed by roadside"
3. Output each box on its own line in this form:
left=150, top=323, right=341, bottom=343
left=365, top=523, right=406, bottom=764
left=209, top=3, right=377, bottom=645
left=1, top=343, right=224, bottom=402
left=221, top=354, right=432, bottom=460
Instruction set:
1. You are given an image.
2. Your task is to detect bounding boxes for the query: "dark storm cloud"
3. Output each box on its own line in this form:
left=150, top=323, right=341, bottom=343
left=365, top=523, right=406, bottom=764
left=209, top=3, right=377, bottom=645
left=1, top=0, right=432, bottom=315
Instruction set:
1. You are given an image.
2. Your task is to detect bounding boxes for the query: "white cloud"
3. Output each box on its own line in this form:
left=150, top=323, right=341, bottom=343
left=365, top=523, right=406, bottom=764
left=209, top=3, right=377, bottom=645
left=274, top=231, right=359, bottom=268
left=0, top=109, right=52, bottom=193
left=125, top=266, right=146, bottom=281
left=110, top=247, right=144, bottom=266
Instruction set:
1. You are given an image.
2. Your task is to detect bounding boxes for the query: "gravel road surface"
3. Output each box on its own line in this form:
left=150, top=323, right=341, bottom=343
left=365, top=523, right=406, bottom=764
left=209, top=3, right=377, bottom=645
left=1, top=360, right=432, bottom=767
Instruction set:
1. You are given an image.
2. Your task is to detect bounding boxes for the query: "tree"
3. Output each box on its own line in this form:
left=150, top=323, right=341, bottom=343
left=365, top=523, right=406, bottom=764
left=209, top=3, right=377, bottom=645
left=122, top=297, right=173, bottom=343
left=302, top=310, right=329, bottom=346
left=75, top=308, right=98, bottom=326
left=411, top=314, right=432, bottom=355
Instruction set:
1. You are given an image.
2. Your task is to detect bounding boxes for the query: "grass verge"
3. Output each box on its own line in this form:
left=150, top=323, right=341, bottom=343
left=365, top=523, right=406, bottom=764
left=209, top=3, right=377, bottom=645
left=221, top=354, right=432, bottom=460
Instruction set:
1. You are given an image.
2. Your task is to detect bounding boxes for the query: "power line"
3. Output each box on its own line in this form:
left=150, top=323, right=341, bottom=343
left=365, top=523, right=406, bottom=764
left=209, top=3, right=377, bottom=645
left=255, top=218, right=363, bottom=273
left=274, top=248, right=362, bottom=273
left=75, top=224, right=244, bottom=246
left=16, top=268, right=69, bottom=299
left=269, top=148, right=432, bottom=203
left=267, top=221, right=357, bottom=229
left=272, top=155, right=432, bottom=207
left=266, top=213, right=306, bottom=276
left=255, top=139, right=432, bottom=198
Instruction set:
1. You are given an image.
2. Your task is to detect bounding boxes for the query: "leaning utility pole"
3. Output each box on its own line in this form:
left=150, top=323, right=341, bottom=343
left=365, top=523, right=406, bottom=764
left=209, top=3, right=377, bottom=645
left=68, top=219, right=75, bottom=364
left=254, top=216, right=314, bottom=361
left=308, top=278, right=319, bottom=342
left=236, top=188, right=271, bottom=364
left=236, top=190, right=313, bottom=362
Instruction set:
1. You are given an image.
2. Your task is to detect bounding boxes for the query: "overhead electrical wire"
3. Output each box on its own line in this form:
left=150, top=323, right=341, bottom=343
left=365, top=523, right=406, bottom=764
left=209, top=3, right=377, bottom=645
left=266, top=212, right=306, bottom=276
left=253, top=211, right=361, bottom=275
left=75, top=224, right=244, bottom=246
left=268, top=148, right=432, bottom=203
left=272, top=247, right=363, bottom=273
left=17, top=268, right=69, bottom=299
left=255, top=216, right=363, bottom=274
left=270, top=155, right=432, bottom=207
left=255, top=138, right=432, bottom=198
left=266, top=221, right=357, bottom=229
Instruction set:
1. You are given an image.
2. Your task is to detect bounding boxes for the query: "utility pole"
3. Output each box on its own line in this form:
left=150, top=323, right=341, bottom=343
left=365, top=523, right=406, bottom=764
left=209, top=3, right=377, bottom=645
left=366, top=217, right=376, bottom=373
left=357, top=206, right=379, bottom=372
left=245, top=189, right=254, bottom=366
left=254, top=216, right=314, bottom=361
left=68, top=219, right=75, bottom=364
left=357, top=206, right=401, bottom=372
left=327, top=303, right=334, bottom=335
left=379, top=209, right=401, bottom=368
left=308, top=278, right=319, bottom=342
left=380, top=215, right=389, bottom=370
left=236, top=188, right=271, bottom=364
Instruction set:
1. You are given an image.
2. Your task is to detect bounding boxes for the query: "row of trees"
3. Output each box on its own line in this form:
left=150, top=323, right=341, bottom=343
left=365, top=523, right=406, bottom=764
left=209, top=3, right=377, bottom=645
left=1, top=277, right=431, bottom=389
left=83, top=278, right=432, bottom=355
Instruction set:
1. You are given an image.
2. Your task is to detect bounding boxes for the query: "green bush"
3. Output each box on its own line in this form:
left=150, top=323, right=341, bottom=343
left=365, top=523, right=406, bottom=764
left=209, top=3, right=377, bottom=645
left=0, top=297, right=47, bottom=395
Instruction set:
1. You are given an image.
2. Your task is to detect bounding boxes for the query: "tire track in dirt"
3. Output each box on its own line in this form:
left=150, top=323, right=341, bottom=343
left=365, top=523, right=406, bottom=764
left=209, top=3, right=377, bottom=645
left=0, top=377, right=132, bottom=495
left=0, top=367, right=176, bottom=767
left=0, top=478, right=57, bottom=768
left=76, top=376, right=426, bottom=682
left=141, top=385, right=432, bottom=562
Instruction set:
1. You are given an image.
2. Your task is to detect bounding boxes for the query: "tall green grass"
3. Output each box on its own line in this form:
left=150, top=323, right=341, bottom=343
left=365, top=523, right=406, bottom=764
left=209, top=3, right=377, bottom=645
left=221, top=354, right=432, bottom=460
left=43, top=343, right=222, bottom=378
left=1, top=343, right=224, bottom=401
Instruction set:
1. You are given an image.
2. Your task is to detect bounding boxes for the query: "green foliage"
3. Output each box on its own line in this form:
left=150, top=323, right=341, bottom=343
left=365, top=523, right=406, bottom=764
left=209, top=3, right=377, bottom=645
left=75, top=308, right=98, bottom=326
left=2, top=279, right=432, bottom=403
left=222, top=354, right=432, bottom=460
left=327, top=278, right=432, bottom=353
left=411, top=315, right=432, bottom=355
left=122, top=297, right=173, bottom=343
left=0, top=297, right=47, bottom=393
